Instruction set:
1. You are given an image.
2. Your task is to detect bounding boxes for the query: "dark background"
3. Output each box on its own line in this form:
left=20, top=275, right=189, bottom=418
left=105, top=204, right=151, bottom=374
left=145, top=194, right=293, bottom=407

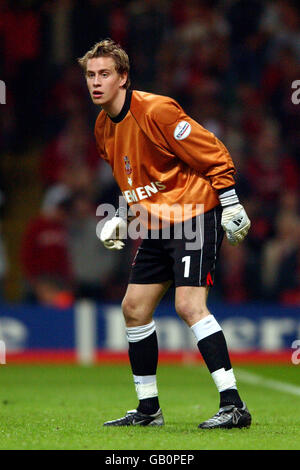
left=0, top=0, right=299, bottom=308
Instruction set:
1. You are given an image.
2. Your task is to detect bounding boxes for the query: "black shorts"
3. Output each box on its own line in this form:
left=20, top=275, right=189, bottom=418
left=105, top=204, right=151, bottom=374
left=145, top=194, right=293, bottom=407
left=129, top=205, right=224, bottom=287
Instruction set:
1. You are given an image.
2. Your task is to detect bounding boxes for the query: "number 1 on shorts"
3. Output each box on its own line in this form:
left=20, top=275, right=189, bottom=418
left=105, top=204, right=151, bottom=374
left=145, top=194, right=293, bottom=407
left=182, top=255, right=191, bottom=278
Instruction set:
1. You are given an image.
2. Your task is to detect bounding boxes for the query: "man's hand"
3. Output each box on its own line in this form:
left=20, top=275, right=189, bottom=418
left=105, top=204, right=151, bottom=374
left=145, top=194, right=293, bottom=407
left=221, top=204, right=251, bottom=246
left=100, top=216, right=127, bottom=250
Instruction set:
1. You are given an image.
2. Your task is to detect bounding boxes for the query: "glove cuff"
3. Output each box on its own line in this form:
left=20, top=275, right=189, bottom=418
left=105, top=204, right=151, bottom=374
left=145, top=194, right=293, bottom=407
left=218, top=186, right=239, bottom=207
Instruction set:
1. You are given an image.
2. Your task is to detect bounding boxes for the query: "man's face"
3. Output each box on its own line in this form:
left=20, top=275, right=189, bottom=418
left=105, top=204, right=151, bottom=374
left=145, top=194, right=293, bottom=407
left=86, top=56, right=127, bottom=106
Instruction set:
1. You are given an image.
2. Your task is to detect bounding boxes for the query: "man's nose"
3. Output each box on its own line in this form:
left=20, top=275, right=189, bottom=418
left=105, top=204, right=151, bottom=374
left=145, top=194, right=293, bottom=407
left=93, top=75, right=101, bottom=86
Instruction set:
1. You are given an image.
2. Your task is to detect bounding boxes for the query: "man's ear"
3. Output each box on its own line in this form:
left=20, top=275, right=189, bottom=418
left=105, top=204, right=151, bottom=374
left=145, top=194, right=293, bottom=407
left=119, top=73, right=128, bottom=88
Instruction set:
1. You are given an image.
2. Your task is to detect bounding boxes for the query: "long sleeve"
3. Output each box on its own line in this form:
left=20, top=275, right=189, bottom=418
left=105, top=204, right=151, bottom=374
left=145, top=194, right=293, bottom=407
left=143, top=98, right=236, bottom=191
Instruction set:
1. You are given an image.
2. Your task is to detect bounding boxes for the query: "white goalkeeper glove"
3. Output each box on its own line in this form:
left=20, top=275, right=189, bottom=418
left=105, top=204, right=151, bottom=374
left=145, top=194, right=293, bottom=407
left=100, top=216, right=127, bottom=250
left=221, top=203, right=251, bottom=246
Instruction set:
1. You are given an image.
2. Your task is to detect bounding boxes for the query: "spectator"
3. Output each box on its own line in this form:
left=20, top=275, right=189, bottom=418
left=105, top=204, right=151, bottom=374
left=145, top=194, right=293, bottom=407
left=261, top=211, right=300, bottom=303
left=246, top=121, right=299, bottom=208
left=20, top=186, right=73, bottom=302
left=40, top=113, right=99, bottom=187
left=68, top=191, right=122, bottom=300
left=43, top=63, right=89, bottom=139
left=218, top=242, right=250, bottom=303
left=0, top=1, right=42, bottom=150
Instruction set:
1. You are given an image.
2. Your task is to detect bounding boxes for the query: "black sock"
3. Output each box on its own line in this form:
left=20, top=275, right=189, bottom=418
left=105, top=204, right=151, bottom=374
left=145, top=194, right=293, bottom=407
left=220, top=389, right=243, bottom=409
left=128, top=331, right=158, bottom=375
left=128, top=331, right=160, bottom=414
left=197, top=331, right=232, bottom=373
left=137, top=397, right=160, bottom=415
left=197, top=331, right=243, bottom=408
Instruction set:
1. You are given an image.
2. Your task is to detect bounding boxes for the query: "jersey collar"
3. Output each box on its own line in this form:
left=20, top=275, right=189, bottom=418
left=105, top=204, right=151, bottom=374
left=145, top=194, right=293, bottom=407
left=109, top=90, right=132, bottom=123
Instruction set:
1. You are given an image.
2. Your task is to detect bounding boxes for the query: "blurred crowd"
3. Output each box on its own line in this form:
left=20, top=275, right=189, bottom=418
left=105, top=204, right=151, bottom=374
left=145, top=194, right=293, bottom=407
left=0, top=0, right=299, bottom=307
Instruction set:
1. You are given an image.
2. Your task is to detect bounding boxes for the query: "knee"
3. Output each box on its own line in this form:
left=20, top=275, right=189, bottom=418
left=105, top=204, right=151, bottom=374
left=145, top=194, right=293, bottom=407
left=121, top=296, right=137, bottom=324
left=175, top=297, right=210, bottom=326
left=121, top=296, right=151, bottom=327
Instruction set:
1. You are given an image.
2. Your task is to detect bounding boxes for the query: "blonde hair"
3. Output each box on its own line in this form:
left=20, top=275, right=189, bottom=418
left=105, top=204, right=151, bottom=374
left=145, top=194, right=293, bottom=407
left=78, top=38, right=130, bottom=89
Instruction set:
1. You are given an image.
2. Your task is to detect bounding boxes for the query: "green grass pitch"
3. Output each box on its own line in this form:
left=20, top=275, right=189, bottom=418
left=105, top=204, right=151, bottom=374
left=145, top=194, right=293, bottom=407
left=0, top=363, right=299, bottom=450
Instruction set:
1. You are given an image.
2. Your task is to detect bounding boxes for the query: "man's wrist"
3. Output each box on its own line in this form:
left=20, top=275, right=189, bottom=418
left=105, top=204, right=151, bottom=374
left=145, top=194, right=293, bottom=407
left=218, top=186, right=239, bottom=208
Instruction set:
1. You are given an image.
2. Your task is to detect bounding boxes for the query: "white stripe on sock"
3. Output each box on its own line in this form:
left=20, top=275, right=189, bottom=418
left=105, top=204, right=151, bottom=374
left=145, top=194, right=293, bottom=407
left=190, top=315, right=222, bottom=342
left=126, top=320, right=156, bottom=343
left=133, top=375, right=158, bottom=400
left=211, top=367, right=237, bottom=392
left=133, top=374, right=157, bottom=385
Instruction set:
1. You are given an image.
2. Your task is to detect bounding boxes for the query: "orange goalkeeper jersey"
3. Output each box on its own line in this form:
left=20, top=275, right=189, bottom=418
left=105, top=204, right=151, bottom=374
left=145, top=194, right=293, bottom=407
left=94, top=90, right=236, bottom=224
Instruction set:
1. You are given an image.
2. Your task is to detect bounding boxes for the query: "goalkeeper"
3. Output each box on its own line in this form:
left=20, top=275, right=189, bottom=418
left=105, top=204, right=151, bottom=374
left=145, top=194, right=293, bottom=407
left=79, top=39, right=251, bottom=429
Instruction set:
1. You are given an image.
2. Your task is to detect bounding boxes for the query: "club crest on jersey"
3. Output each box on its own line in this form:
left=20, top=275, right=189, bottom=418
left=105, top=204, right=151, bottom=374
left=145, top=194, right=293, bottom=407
left=124, top=156, right=132, bottom=175
left=174, top=121, right=191, bottom=140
